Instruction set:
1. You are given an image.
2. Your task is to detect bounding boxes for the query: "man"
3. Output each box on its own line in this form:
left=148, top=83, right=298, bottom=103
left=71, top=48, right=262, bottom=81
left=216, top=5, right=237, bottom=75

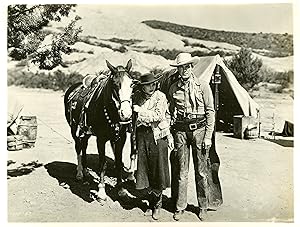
left=167, top=53, right=215, bottom=221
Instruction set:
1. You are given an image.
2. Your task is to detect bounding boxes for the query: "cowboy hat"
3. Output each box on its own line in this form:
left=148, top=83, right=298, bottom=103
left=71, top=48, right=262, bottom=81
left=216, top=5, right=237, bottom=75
left=170, top=52, right=198, bottom=67
left=139, top=73, right=162, bottom=85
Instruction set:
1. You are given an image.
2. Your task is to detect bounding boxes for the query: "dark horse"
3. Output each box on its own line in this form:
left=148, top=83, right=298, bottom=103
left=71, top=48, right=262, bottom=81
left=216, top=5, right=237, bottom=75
left=64, top=60, right=134, bottom=202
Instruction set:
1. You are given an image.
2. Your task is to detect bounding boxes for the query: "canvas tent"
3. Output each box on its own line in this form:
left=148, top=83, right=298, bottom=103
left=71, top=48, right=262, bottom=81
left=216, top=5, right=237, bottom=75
left=194, top=55, right=259, bottom=130
left=162, top=54, right=260, bottom=132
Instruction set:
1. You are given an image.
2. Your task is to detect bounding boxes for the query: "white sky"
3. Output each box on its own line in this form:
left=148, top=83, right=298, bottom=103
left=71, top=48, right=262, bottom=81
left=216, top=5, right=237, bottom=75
left=86, top=3, right=293, bottom=34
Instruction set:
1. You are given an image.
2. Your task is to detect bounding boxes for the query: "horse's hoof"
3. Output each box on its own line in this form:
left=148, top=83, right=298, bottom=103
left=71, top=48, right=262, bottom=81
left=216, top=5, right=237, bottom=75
left=97, top=187, right=108, bottom=201
left=59, top=182, right=70, bottom=189
left=96, top=197, right=106, bottom=206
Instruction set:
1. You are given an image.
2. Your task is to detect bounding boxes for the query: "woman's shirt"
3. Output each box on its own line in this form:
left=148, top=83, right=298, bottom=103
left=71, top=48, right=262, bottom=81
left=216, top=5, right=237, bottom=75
left=136, top=90, right=171, bottom=142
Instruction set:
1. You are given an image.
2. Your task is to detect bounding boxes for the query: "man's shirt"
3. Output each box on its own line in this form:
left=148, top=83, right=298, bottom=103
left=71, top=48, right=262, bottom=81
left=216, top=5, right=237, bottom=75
left=168, top=75, right=215, bottom=140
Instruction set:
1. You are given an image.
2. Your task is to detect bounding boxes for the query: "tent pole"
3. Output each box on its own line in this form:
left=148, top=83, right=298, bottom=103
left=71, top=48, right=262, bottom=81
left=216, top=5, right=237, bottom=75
left=258, top=109, right=261, bottom=138
left=213, top=65, right=221, bottom=132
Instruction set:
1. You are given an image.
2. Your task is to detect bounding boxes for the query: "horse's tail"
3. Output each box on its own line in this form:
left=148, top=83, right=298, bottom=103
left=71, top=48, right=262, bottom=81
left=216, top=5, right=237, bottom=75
left=64, top=82, right=82, bottom=124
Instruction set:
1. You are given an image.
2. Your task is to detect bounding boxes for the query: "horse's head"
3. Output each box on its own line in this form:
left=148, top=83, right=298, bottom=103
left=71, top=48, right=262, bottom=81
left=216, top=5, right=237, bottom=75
left=106, top=59, right=134, bottom=122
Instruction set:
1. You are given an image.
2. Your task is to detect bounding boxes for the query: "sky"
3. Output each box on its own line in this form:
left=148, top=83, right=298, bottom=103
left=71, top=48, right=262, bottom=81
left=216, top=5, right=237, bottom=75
left=89, top=3, right=293, bottom=34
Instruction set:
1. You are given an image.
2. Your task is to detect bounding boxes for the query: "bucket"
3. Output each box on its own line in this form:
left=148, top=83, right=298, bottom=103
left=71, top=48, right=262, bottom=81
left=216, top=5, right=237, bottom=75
left=244, top=125, right=258, bottom=139
left=7, top=135, right=24, bottom=151
left=17, top=116, right=37, bottom=147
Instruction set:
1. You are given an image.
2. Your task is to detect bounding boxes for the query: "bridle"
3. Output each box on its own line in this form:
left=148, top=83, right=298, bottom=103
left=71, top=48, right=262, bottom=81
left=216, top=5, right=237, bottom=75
left=103, top=69, right=133, bottom=140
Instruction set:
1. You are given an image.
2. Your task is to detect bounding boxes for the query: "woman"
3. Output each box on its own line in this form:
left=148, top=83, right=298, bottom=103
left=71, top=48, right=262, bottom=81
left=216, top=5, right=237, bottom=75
left=132, top=72, right=173, bottom=220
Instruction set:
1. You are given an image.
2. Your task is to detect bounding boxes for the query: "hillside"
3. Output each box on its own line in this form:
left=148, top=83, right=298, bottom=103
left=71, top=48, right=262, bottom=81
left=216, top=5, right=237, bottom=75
left=8, top=5, right=293, bottom=88
left=142, top=20, right=293, bottom=58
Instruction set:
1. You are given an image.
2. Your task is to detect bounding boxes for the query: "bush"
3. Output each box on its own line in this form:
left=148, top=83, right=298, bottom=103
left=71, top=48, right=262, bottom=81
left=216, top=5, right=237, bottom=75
left=224, top=47, right=263, bottom=90
left=143, top=48, right=181, bottom=60
left=259, top=67, right=293, bottom=89
left=8, top=69, right=83, bottom=91
left=182, top=39, right=208, bottom=49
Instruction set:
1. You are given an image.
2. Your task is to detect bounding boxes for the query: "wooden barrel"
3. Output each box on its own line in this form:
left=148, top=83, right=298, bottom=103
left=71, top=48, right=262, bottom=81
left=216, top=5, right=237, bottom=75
left=17, top=116, right=37, bottom=147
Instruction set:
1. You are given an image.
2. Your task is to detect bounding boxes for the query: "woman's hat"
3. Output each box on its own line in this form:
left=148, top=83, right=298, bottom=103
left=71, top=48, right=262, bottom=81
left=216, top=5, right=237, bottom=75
left=139, top=73, right=162, bottom=85
left=170, top=52, right=198, bottom=67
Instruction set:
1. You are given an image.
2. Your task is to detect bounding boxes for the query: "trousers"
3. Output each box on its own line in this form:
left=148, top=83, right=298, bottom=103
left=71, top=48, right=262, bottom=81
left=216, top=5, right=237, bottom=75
left=170, top=125, right=209, bottom=211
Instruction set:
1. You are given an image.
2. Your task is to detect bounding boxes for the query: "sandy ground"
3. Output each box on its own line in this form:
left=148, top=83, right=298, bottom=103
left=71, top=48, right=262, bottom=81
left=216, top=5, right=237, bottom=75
left=7, top=86, right=293, bottom=222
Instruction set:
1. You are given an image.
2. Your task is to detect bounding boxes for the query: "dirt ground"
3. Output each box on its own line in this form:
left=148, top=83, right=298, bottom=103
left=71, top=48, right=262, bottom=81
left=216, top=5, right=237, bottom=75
left=7, top=86, right=294, bottom=222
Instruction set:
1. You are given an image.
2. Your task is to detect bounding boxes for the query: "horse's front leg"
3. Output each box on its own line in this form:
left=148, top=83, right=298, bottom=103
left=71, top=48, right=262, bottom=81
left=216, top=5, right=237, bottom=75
left=71, top=129, right=84, bottom=181
left=81, top=136, right=89, bottom=179
left=113, top=132, right=133, bottom=197
left=114, top=132, right=127, bottom=186
left=96, top=137, right=107, bottom=202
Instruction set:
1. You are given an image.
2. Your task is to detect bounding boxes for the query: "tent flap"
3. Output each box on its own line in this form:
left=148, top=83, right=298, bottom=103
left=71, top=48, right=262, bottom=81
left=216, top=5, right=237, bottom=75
left=193, top=55, right=259, bottom=118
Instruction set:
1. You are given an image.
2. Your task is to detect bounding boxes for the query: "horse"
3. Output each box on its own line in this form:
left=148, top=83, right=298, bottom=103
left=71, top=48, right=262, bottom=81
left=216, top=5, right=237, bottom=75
left=64, top=59, right=134, bottom=202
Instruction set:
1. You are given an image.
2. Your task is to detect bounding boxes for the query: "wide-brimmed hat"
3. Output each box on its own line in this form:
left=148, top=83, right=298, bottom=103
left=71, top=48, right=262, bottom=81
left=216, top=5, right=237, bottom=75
left=139, top=73, right=162, bottom=85
left=170, top=53, right=198, bottom=67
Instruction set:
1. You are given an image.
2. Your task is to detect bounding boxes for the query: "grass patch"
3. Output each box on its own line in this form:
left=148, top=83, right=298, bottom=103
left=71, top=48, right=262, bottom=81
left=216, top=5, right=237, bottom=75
left=8, top=69, right=84, bottom=91
left=106, top=38, right=142, bottom=46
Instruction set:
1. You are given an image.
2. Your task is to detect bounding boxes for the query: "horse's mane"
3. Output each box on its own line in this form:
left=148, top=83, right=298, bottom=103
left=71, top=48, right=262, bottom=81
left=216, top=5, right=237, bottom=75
left=159, top=68, right=179, bottom=96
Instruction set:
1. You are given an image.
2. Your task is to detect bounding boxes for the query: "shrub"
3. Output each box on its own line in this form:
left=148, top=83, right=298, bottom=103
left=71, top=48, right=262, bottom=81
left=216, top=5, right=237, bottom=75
left=143, top=48, right=181, bottom=60
left=7, top=69, right=83, bottom=91
left=182, top=39, right=208, bottom=48
left=224, top=47, right=263, bottom=90
left=259, top=67, right=293, bottom=89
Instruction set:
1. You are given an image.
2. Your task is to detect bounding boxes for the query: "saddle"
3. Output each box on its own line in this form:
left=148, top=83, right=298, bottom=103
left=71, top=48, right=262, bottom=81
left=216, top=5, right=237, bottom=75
left=68, top=74, right=109, bottom=137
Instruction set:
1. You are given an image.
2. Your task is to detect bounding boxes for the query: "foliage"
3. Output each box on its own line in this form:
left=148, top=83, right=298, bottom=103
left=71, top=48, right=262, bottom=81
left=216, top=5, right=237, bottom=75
left=143, top=48, right=181, bottom=60
left=224, top=47, right=263, bottom=90
left=8, top=4, right=82, bottom=70
left=191, top=50, right=233, bottom=58
left=143, top=20, right=293, bottom=57
left=259, top=67, right=293, bottom=89
left=106, top=38, right=142, bottom=46
left=150, top=67, right=164, bottom=76
left=182, top=39, right=208, bottom=49
left=8, top=69, right=83, bottom=91
left=143, top=47, right=232, bottom=60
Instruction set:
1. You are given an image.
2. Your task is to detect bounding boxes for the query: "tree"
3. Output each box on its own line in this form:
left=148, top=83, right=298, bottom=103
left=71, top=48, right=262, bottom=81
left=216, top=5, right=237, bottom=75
left=224, top=47, right=263, bottom=90
left=8, top=4, right=82, bottom=70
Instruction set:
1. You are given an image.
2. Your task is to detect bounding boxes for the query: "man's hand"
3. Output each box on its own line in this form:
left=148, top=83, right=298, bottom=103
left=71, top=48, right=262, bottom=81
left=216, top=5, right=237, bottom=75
left=133, top=105, right=141, bottom=113
left=202, top=138, right=212, bottom=160
left=202, top=138, right=212, bottom=149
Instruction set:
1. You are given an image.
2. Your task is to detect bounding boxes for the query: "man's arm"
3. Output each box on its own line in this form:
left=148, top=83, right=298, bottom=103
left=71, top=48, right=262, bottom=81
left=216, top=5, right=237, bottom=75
left=202, top=82, right=215, bottom=141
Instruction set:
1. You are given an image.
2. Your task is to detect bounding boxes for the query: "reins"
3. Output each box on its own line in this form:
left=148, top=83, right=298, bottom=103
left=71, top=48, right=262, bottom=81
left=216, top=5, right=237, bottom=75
left=102, top=71, right=132, bottom=142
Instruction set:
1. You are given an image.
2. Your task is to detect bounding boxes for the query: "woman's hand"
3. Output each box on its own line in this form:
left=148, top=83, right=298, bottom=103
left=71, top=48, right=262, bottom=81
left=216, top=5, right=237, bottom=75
left=133, top=105, right=141, bottom=113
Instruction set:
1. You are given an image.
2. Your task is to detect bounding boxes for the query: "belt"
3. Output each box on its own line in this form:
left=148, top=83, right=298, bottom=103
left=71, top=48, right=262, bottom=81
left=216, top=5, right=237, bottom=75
left=177, top=113, right=205, bottom=121
left=173, top=118, right=206, bottom=132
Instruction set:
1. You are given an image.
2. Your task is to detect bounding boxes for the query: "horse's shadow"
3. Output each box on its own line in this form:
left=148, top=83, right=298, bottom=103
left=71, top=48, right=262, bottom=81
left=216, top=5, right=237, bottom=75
left=44, top=154, right=151, bottom=212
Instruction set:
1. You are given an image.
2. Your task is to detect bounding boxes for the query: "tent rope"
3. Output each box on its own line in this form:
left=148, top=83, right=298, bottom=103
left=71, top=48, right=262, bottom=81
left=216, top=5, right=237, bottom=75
left=26, top=111, right=73, bottom=144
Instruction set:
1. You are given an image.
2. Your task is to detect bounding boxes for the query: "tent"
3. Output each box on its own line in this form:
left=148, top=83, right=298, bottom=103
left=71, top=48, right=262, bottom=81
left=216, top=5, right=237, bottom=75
left=161, top=54, right=260, bottom=132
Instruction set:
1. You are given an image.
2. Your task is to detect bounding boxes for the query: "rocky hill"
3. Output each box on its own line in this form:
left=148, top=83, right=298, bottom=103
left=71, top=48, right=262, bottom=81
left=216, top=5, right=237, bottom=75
left=8, top=5, right=293, bottom=77
left=142, top=20, right=293, bottom=58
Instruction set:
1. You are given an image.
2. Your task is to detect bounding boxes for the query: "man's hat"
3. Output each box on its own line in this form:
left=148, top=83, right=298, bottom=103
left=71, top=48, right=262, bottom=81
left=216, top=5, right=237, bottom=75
left=139, top=73, right=162, bottom=85
left=170, top=52, right=198, bottom=67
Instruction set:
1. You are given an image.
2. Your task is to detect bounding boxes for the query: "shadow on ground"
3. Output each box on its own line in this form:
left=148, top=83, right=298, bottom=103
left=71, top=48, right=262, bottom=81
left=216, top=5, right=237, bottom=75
left=44, top=154, right=174, bottom=213
left=7, top=160, right=43, bottom=178
left=264, top=138, right=294, bottom=147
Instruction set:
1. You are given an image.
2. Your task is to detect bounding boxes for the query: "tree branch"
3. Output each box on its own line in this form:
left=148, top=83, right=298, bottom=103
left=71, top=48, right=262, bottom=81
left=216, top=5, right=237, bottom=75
left=9, top=5, right=42, bottom=19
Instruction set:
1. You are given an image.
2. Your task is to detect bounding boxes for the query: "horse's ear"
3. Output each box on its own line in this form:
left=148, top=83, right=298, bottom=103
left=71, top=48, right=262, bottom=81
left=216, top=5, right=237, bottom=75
left=106, top=60, right=117, bottom=74
left=125, top=59, right=132, bottom=72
